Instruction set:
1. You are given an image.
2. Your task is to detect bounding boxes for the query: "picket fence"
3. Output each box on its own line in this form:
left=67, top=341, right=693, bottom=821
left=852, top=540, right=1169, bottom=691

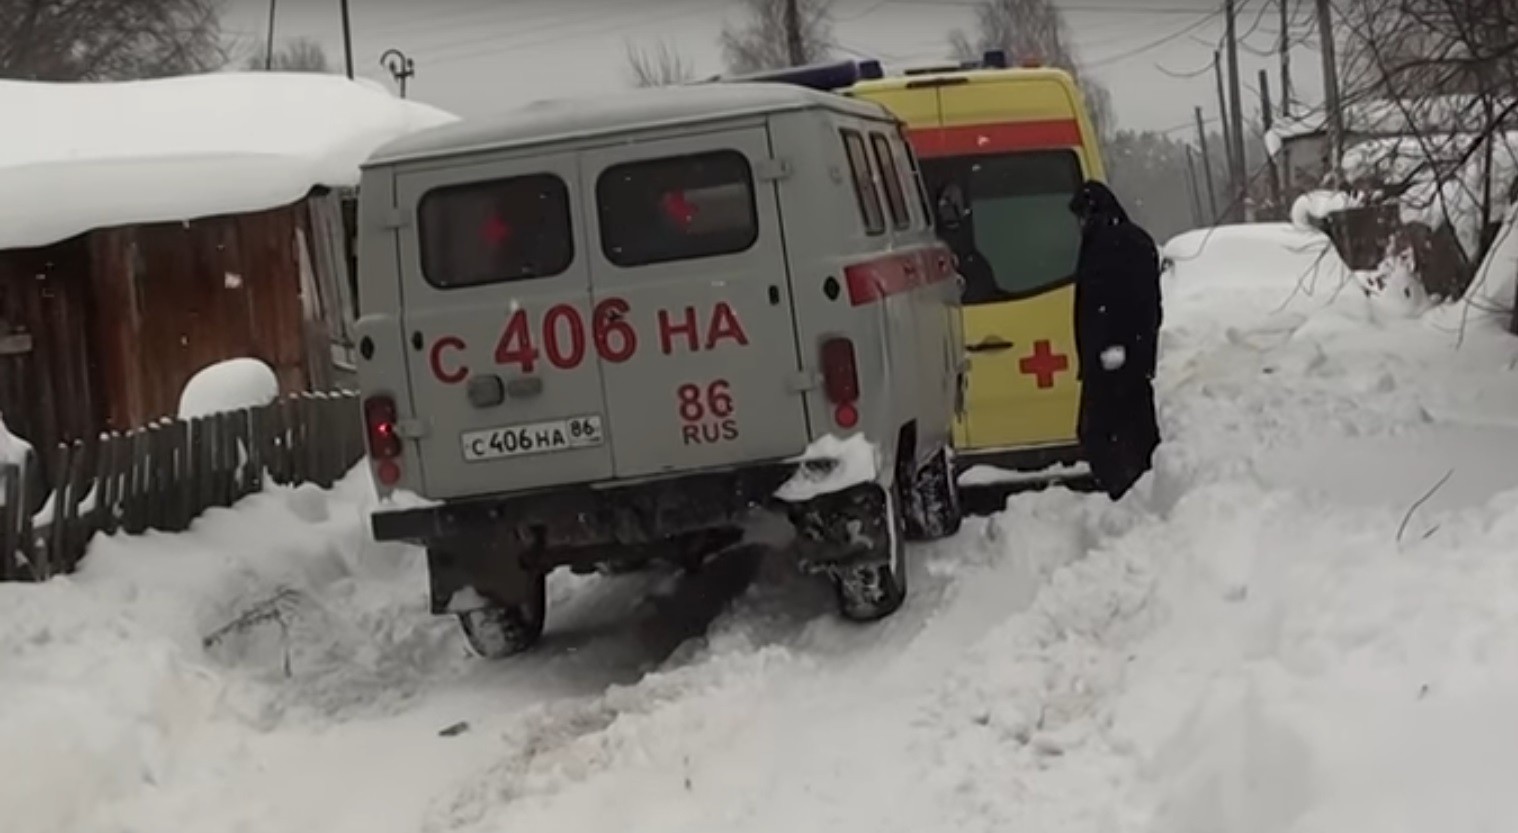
left=0, top=391, right=366, bottom=582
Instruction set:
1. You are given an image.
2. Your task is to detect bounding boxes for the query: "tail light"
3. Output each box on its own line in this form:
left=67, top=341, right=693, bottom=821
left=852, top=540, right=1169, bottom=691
left=364, top=395, right=403, bottom=486
left=819, top=337, right=861, bottom=429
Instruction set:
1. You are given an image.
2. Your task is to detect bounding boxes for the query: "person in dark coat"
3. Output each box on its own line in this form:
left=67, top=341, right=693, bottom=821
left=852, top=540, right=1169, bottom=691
left=1068, top=181, right=1163, bottom=500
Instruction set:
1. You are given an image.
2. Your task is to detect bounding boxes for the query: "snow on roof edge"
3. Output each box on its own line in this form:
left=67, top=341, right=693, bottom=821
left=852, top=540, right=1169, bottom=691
left=0, top=72, right=457, bottom=251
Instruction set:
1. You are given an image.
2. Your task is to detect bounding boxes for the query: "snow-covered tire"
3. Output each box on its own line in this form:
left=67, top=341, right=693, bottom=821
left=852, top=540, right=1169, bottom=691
left=903, top=447, right=962, bottom=542
left=833, top=487, right=908, bottom=622
left=456, top=574, right=547, bottom=659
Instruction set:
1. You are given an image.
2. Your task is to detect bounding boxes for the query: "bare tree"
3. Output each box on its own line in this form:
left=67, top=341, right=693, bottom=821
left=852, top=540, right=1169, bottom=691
left=247, top=37, right=333, bottom=73
left=948, top=0, right=1114, bottom=137
left=626, top=39, right=695, bottom=87
left=720, top=0, right=835, bottom=74
left=1324, top=0, right=1518, bottom=297
left=0, top=0, right=225, bottom=81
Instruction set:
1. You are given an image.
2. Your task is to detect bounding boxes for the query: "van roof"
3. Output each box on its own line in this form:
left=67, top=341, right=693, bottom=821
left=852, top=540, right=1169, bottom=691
left=844, top=65, right=1079, bottom=96
left=367, top=82, right=893, bottom=167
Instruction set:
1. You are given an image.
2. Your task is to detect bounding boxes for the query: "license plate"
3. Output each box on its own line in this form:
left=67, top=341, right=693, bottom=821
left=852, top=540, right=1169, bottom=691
left=461, top=415, right=605, bottom=462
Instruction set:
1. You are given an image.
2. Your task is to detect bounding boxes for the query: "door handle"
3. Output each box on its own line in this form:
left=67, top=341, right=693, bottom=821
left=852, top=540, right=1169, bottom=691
left=967, top=337, right=1014, bottom=354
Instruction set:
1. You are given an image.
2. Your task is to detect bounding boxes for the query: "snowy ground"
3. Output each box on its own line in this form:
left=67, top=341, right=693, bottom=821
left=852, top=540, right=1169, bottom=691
left=6, top=222, right=1518, bottom=833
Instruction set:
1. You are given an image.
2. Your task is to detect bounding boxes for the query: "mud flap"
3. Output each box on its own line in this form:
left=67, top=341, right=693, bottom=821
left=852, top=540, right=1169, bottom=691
left=426, top=536, right=540, bottom=614
left=787, top=482, right=895, bottom=573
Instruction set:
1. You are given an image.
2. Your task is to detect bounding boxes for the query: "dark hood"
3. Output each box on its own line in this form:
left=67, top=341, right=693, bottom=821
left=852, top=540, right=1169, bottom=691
left=1069, top=180, right=1131, bottom=226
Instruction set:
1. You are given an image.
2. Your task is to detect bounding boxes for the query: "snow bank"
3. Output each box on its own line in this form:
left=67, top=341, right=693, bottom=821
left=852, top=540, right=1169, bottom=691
left=0, top=469, right=459, bottom=833
left=773, top=434, right=878, bottom=502
left=0, top=73, right=457, bottom=251
left=178, top=358, right=280, bottom=419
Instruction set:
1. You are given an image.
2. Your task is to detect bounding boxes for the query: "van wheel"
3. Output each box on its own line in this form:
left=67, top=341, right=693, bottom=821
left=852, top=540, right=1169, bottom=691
left=456, top=574, right=547, bottom=659
left=904, top=447, right=963, bottom=542
left=833, top=486, right=908, bottom=622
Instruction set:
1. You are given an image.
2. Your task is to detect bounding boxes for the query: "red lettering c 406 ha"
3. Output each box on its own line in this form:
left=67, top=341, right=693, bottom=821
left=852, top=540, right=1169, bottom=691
left=428, top=299, right=750, bottom=383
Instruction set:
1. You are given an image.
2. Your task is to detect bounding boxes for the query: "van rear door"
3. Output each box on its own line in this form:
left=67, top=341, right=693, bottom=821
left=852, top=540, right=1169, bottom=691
left=395, top=154, right=616, bottom=499
left=580, top=125, right=810, bottom=479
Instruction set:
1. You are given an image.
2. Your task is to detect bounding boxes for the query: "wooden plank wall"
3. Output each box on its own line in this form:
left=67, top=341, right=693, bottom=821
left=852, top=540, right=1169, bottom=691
left=0, top=239, right=101, bottom=469
left=88, top=202, right=316, bottom=433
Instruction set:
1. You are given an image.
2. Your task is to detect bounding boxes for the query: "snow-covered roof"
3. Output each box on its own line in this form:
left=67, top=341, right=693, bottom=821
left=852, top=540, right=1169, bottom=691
left=1268, top=94, right=1509, bottom=147
left=368, top=82, right=889, bottom=166
left=0, top=72, right=457, bottom=251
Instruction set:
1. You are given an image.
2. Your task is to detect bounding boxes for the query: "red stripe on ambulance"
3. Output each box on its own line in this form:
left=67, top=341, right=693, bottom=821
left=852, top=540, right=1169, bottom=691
left=845, top=246, right=956, bottom=306
left=907, top=118, right=1083, bottom=159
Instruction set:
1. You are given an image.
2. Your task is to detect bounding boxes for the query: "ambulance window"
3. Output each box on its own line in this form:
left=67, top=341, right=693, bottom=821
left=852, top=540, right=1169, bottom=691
left=898, top=131, right=934, bottom=228
left=417, top=173, right=573, bottom=289
left=597, top=150, right=758, bottom=267
left=869, top=133, right=911, bottom=230
left=921, top=150, right=1083, bottom=304
left=841, top=129, right=886, bottom=235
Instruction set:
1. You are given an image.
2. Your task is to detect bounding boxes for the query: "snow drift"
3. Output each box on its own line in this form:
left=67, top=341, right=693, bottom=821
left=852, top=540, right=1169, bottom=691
left=0, top=73, right=456, bottom=251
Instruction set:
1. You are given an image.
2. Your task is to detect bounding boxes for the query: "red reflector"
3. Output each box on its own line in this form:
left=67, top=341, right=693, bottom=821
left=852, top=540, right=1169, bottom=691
left=820, top=337, right=859, bottom=403
left=376, top=459, right=402, bottom=486
left=834, top=402, right=860, bottom=429
left=364, top=395, right=402, bottom=460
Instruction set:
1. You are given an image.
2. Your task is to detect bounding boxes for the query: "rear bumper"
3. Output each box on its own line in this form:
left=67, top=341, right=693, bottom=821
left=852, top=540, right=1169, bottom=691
left=370, top=461, right=796, bottom=548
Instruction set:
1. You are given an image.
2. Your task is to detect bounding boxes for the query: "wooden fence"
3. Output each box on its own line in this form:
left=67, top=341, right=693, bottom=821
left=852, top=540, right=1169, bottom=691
left=0, top=391, right=366, bottom=582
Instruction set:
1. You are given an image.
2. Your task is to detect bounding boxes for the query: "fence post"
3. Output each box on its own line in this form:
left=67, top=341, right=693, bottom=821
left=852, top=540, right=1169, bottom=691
left=1, top=464, right=18, bottom=582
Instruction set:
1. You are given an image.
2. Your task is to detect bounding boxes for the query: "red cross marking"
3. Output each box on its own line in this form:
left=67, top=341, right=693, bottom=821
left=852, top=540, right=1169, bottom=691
left=481, top=214, right=512, bottom=247
left=1018, top=339, right=1069, bottom=389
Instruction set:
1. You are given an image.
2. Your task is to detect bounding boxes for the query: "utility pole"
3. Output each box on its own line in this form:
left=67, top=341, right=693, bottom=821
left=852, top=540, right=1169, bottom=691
left=1195, top=106, right=1219, bottom=222
left=1260, top=69, right=1283, bottom=218
left=340, top=0, right=355, bottom=80
left=263, top=0, right=277, bottom=71
left=1224, top=0, right=1248, bottom=222
left=1185, top=146, right=1205, bottom=227
left=1315, top=0, right=1344, bottom=184
left=1213, top=52, right=1235, bottom=190
left=783, top=0, right=806, bottom=66
left=1279, top=0, right=1293, bottom=117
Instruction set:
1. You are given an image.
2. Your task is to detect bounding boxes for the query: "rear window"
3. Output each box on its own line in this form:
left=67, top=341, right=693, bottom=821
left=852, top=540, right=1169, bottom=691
left=870, top=133, right=911, bottom=230
left=597, top=150, right=757, bottom=267
left=417, top=173, right=574, bottom=289
left=922, top=150, right=1084, bottom=304
left=841, top=129, right=886, bottom=235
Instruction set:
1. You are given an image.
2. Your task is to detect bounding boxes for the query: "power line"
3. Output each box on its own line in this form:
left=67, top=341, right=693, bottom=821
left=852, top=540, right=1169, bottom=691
left=412, top=0, right=715, bottom=68
left=1085, top=8, right=1226, bottom=68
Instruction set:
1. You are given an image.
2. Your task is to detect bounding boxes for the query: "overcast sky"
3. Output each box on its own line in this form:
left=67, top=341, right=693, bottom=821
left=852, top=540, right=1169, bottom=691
left=224, top=0, right=1327, bottom=137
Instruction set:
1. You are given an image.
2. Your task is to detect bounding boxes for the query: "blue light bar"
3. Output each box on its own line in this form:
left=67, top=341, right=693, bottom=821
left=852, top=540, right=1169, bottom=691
left=982, top=49, right=1009, bottom=69
left=716, top=59, right=864, bottom=92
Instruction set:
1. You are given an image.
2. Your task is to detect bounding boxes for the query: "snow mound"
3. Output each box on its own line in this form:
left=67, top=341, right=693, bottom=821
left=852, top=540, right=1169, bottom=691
left=178, top=358, right=280, bottom=419
left=0, top=72, right=457, bottom=250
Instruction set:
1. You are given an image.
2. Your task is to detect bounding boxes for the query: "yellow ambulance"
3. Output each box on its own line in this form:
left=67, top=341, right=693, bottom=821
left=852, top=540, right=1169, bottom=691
left=722, top=52, right=1108, bottom=476
left=844, top=52, right=1107, bottom=475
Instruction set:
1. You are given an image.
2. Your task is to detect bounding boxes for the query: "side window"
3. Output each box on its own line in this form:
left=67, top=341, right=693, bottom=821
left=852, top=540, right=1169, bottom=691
left=841, top=128, right=886, bottom=235
left=870, top=132, right=911, bottom=230
left=897, top=126, right=934, bottom=228
left=417, top=173, right=574, bottom=289
left=597, top=150, right=757, bottom=267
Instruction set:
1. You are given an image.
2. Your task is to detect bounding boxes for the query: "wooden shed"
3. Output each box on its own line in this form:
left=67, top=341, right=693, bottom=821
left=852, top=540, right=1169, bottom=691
left=0, top=72, right=453, bottom=473
left=0, top=190, right=357, bottom=460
